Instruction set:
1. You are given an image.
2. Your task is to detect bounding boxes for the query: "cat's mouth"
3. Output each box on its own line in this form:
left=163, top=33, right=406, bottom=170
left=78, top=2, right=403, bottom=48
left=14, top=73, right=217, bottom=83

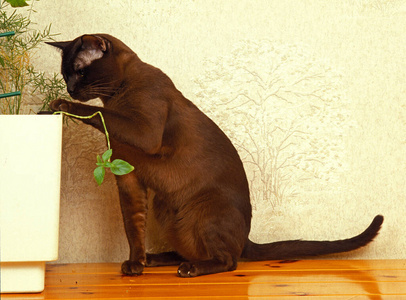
left=68, top=90, right=97, bottom=102
left=69, top=94, right=94, bottom=102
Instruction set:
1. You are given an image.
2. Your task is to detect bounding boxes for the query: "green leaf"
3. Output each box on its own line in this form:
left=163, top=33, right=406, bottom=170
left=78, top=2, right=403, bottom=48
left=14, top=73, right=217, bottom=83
left=0, top=56, right=4, bottom=67
left=97, top=154, right=102, bottom=164
left=94, top=166, right=105, bottom=186
left=102, top=149, right=113, bottom=162
left=5, top=0, right=29, bottom=7
left=110, top=159, right=134, bottom=176
left=104, top=162, right=113, bottom=168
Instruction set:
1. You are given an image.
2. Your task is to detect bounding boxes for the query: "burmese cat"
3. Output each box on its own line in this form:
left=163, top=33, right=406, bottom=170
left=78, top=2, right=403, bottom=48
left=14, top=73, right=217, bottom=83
left=47, top=34, right=383, bottom=277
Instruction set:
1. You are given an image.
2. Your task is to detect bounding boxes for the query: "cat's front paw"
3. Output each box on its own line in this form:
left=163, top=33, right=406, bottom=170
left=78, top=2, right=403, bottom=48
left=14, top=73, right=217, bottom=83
left=49, top=99, right=71, bottom=113
left=121, top=260, right=145, bottom=276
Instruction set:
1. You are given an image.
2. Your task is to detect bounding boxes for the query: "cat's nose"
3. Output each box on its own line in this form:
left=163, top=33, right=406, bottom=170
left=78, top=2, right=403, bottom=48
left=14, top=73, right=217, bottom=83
left=67, top=83, right=74, bottom=94
left=67, top=78, right=76, bottom=94
left=67, top=86, right=76, bottom=98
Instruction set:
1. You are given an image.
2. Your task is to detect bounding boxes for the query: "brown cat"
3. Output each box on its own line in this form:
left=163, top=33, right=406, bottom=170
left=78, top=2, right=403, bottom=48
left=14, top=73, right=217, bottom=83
left=47, top=34, right=383, bottom=277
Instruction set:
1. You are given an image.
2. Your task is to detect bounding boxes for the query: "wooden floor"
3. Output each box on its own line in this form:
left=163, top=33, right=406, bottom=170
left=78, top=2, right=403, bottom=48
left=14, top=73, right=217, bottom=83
left=2, top=260, right=406, bottom=299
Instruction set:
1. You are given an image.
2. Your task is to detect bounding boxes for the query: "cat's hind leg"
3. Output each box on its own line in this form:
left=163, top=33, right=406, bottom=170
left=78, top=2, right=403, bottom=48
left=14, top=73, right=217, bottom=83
left=177, top=256, right=237, bottom=277
left=173, top=197, right=248, bottom=277
left=146, top=251, right=186, bottom=267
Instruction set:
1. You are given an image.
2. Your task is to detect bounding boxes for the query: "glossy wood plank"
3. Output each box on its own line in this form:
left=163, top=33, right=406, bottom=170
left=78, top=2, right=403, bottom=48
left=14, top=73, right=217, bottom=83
left=45, top=259, right=406, bottom=274
left=43, top=270, right=406, bottom=287
left=2, top=260, right=406, bottom=299
left=3, top=282, right=406, bottom=299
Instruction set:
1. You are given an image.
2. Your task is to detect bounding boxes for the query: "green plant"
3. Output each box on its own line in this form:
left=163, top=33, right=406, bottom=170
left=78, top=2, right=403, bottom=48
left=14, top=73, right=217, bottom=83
left=5, top=0, right=29, bottom=7
left=30, top=71, right=71, bottom=112
left=0, top=0, right=69, bottom=114
left=1, top=0, right=134, bottom=184
left=54, top=111, right=135, bottom=185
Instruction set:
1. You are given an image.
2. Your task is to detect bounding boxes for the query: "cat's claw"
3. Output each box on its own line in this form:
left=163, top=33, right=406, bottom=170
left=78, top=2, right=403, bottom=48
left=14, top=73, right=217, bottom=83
left=177, top=269, right=191, bottom=277
left=121, top=260, right=144, bottom=276
left=177, top=262, right=197, bottom=277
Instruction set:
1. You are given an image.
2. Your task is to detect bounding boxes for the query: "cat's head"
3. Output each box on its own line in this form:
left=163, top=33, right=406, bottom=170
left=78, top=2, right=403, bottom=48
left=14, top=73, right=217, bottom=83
left=47, top=34, right=125, bottom=101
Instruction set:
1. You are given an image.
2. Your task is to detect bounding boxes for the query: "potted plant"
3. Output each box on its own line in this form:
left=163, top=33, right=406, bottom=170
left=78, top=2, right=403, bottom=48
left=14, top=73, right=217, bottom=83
left=0, top=1, right=134, bottom=293
left=0, top=0, right=66, bottom=293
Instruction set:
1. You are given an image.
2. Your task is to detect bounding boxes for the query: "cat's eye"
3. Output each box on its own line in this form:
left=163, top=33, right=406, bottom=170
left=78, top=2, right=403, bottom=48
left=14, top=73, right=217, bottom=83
left=78, top=69, right=85, bottom=77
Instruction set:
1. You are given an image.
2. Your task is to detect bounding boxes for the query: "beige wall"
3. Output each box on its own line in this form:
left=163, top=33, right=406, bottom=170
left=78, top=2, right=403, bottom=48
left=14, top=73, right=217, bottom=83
left=26, top=0, right=406, bottom=262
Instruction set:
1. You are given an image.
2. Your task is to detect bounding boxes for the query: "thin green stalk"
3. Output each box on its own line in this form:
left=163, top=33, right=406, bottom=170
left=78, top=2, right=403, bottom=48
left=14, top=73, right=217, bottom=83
left=53, top=110, right=111, bottom=150
left=53, top=110, right=133, bottom=185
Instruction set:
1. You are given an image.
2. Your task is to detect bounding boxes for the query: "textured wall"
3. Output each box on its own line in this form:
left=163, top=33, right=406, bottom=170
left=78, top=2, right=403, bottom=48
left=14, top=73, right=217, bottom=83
left=26, top=0, right=406, bottom=262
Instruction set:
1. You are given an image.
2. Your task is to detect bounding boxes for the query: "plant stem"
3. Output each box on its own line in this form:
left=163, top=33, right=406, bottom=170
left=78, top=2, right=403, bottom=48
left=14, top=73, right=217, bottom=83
left=52, top=110, right=134, bottom=185
left=53, top=111, right=111, bottom=150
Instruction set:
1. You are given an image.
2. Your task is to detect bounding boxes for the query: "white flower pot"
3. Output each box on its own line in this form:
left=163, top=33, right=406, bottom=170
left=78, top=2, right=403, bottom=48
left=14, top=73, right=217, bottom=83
left=0, top=114, right=62, bottom=293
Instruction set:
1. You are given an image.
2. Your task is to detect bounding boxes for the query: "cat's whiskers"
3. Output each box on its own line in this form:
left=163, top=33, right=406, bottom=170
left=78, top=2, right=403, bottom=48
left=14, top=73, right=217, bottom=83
left=83, top=79, right=122, bottom=97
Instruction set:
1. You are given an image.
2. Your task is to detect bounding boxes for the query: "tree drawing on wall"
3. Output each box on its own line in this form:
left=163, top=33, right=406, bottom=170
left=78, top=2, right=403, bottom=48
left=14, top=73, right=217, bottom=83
left=345, top=0, right=405, bottom=16
left=194, top=40, right=352, bottom=209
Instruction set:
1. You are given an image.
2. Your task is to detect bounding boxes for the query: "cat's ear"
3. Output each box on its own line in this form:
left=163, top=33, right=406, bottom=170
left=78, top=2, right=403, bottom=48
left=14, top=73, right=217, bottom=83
left=81, top=35, right=108, bottom=53
left=46, top=41, right=71, bottom=50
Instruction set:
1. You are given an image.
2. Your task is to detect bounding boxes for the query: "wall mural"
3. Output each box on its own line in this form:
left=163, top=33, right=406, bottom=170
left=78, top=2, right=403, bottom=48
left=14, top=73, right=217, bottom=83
left=194, top=40, right=353, bottom=212
left=346, top=0, right=405, bottom=16
left=37, top=0, right=406, bottom=262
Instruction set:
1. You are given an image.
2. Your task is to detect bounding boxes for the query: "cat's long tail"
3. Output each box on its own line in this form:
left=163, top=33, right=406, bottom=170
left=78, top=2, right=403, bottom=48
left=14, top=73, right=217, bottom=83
left=241, top=215, right=383, bottom=261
